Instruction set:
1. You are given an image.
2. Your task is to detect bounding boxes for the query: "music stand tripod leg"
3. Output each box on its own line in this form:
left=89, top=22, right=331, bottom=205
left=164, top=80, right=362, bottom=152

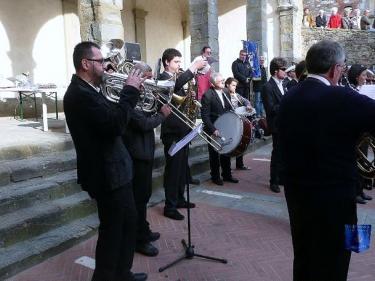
left=158, top=176, right=228, bottom=273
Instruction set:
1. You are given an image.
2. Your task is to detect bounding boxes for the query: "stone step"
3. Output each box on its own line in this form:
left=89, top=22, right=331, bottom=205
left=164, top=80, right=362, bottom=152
left=0, top=214, right=99, bottom=280
left=0, top=170, right=79, bottom=216
left=0, top=191, right=96, bottom=248
left=0, top=137, right=209, bottom=188
left=0, top=149, right=77, bottom=187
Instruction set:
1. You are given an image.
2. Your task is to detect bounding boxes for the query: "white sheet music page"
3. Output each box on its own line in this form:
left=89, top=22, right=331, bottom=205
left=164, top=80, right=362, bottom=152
left=168, top=123, right=203, bottom=156
left=359, top=85, right=375, bottom=100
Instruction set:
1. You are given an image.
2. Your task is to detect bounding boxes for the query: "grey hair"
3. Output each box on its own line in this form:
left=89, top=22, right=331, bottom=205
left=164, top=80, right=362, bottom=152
left=210, top=71, right=222, bottom=84
left=305, top=40, right=346, bottom=75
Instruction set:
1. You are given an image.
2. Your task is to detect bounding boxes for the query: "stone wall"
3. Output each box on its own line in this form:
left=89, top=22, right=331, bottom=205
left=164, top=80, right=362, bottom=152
left=302, top=0, right=373, bottom=15
left=301, top=28, right=375, bottom=68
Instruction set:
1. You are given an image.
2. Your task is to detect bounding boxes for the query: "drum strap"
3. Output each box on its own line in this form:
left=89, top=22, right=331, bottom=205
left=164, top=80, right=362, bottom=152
left=223, top=92, right=235, bottom=111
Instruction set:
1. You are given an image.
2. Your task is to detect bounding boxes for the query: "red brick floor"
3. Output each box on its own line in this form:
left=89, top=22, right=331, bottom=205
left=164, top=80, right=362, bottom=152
left=7, top=146, right=375, bottom=281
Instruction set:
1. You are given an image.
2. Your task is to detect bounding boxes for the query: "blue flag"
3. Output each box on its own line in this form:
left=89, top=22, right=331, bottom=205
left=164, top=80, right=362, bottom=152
left=242, top=40, right=260, bottom=78
left=345, top=224, right=371, bottom=253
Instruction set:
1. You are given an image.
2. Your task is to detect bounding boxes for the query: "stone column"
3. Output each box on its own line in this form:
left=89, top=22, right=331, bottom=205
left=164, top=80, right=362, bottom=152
left=246, top=0, right=267, bottom=57
left=133, top=8, right=148, bottom=61
left=277, top=0, right=302, bottom=63
left=78, top=0, right=124, bottom=43
left=189, top=0, right=219, bottom=71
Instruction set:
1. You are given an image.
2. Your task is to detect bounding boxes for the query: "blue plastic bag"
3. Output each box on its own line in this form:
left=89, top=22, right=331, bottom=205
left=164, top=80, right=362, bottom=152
left=345, top=224, right=371, bottom=253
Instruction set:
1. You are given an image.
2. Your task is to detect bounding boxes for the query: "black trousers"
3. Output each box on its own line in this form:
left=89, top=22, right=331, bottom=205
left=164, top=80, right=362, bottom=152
left=235, top=155, right=244, bottom=168
left=132, top=159, right=154, bottom=244
left=91, top=185, right=137, bottom=281
left=163, top=142, right=188, bottom=211
left=237, top=85, right=250, bottom=100
left=284, top=184, right=356, bottom=281
left=208, top=144, right=232, bottom=180
left=270, top=133, right=281, bottom=185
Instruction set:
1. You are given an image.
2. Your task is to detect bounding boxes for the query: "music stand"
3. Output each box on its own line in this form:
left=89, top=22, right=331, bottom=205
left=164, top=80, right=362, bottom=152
left=158, top=169, right=228, bottom=272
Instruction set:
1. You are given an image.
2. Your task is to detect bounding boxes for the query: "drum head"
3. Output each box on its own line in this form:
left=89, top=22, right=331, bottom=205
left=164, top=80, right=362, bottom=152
left=214, top=112, right=243, bottom=154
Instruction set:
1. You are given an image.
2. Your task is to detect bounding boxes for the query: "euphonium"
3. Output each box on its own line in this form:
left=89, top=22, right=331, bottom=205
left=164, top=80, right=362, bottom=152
left=101, top=71, right=175, bottom=112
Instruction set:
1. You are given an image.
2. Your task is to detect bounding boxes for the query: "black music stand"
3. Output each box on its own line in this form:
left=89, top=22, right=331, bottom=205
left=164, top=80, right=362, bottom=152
left=158, top=169, right=228, bottom=272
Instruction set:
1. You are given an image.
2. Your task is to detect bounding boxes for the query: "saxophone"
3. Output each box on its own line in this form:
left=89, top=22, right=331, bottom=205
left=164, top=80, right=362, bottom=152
left=174, top=71, right=201, bottom=124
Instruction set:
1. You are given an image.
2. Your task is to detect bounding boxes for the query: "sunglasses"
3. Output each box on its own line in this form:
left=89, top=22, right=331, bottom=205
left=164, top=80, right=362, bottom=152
left=279, top=67, right=287, bottom=71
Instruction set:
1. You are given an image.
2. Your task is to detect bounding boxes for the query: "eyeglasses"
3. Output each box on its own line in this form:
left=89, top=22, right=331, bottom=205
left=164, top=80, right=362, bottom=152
left=85, top=58, right=105, bottom=65
left=279, top=67, right=287, bottom=71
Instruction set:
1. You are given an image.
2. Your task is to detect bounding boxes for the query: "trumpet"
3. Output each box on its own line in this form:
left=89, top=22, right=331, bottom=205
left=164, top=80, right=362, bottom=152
left=100, top=71, right=222, bottom=152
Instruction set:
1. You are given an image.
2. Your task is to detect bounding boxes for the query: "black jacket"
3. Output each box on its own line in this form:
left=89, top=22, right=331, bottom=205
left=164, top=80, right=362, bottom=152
left=315, top=15, right=327, bottom=27
left=64, top=74, right=139, bottom=196
left=286, top=79, right=298, bottom=90
left=159, top=70, right=194, bottom=144
left=201, top=88, right=233, bottom=135
left=232, top=59, right=253, bottom=88
left=279, top=77, right=375, bottom=187
left=123, top=110, right=165, bottom=161
left=253, top=65, right=267, bottom=92
left=261, top=77, right=285, bottom=134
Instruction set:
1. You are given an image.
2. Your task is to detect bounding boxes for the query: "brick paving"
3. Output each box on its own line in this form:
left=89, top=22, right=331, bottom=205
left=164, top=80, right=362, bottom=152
left=7, top=144, right=375, bottom=281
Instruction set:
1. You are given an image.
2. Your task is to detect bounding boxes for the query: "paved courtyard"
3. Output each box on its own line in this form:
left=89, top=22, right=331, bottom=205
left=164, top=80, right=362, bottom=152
left=6, top=144, right=375, bottom=281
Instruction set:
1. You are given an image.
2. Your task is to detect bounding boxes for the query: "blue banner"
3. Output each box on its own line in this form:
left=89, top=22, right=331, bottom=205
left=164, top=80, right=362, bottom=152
left=242, top=40, right=260, bottom=78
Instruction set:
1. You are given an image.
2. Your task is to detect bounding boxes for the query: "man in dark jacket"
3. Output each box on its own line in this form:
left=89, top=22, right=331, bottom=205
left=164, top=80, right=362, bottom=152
left=159, top=48, right=206, bottom=220
left=261, top=57, right=288, bottom=193
left=279, top=40, right=375, bottom=281
left=201, top=72, right=238, bottom=185
left=123, top=104, right=171, bottom=257
left=252, top=56, right=267, bottom=117
left=232, top=50, right=253, bottom=99
left=315, top=10, right=327, bottom=27
left=64, top=41, right=147, bottom=281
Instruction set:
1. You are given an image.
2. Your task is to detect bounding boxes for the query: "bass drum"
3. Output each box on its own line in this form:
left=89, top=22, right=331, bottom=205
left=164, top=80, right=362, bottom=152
left=213, top=111, right=252, bottom=157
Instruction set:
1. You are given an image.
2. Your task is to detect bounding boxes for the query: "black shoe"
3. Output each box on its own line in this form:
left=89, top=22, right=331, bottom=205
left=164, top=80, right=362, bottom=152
left=223, top=177, right=239, bottom=183
left=356, top=195, right=367, bottom=204
left=177, top=201, right=196, bottom=208
left=361, top=192, right=373, bottom=201
left=270, top=184, right=280, bottom=193
left=236, top=166, right=251, bottom=171
left=130, top=272, right=148, bottom=281
left=136, top=242, right=159, bottom=257
left=364, top=184, right=373, bottom=190
left=163, top=209, right=184, bottom=220
left=212, top=178, right=223, bottom=185
left=189, top=178, right=200, bottom=185
left=147, top=231, right=160, bottom=242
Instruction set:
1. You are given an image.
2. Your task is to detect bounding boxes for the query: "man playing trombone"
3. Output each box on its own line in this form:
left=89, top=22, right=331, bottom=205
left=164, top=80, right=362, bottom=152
left=159, top=48, right=207, bottom=220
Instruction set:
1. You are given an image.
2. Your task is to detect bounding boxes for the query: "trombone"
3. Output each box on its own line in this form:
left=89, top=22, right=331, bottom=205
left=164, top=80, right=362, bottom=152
left=101, top=71, right=222, bottom=152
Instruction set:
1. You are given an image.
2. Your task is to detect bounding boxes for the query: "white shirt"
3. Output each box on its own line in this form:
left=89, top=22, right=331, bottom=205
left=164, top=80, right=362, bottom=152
left=272, top=76, right=285, bottom=95
left=82, top=77, right=100, bottom=93
left=307, top=74, right=331, bottom=86
left=215, top=89, right=225, bottom=108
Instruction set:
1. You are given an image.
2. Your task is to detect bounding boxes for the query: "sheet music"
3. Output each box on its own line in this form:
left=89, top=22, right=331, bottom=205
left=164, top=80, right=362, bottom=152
left=168, top=123, right=203, bottom=156
left=359, top=85, right=375, bottom=100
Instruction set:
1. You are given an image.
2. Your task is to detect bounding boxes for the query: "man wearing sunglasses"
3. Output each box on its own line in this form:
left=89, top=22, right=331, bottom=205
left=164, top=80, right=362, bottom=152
left=64, top=41, right=147, bottom=281
left=261, top=57, right=288, bottom=193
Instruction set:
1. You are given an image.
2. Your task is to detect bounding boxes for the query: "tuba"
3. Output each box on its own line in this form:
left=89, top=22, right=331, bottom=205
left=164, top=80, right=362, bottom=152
left=343, top=75, right=375, bottom=180
left=356, top=133, right=375, bottom=179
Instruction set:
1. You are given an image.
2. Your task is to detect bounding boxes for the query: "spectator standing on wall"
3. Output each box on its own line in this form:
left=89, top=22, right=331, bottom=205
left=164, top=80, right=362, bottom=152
left=302, top=8, right=315, bottom=27
left=342, top=9, right=352, bottom=29
left=360, top=9, right=371, bottom=30
left=315, top=10, right=327, bottom=28
left=351, top=9, right=361, bottom=30
left=328, top=7, right=342, bottom=28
